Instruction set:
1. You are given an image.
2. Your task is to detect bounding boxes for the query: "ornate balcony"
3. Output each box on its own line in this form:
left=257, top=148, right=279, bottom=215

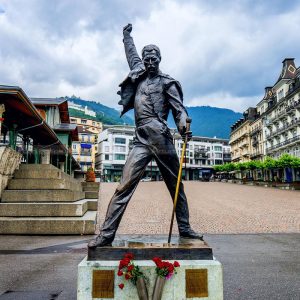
left=266, top=135, right=300, bottom=153
left=250, top=151, right=263, bottom=159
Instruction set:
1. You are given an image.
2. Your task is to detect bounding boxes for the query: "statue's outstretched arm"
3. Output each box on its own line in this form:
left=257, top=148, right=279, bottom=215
left=123, top=24, right=143, bottom=71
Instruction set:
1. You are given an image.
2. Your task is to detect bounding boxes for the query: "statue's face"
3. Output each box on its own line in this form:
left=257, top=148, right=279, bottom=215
left=143, top=52, right=160, bottom=75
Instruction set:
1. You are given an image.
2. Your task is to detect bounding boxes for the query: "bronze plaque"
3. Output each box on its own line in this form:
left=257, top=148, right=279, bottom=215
left=186, top=269, right=208, bottom=298
left=92, top=270, right=114, bottom=298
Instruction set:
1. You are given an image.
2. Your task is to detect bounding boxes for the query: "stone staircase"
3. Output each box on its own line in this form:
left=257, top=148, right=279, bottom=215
left=82, top=182, right=100, bottom=200
left=0, top=164, right=98, bottom=234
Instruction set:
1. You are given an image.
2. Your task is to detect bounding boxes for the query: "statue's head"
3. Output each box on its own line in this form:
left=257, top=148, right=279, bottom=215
left=142, top=44, right=161, bottom=75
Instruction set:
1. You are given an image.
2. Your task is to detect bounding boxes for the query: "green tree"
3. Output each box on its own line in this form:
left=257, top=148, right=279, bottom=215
left=213, top=165, right=223, bottom=173
left=277, top=154, right=300, bottom=168
left=223, top=162, right=236, bottom=172
left=263, top=157, right=276, bottom=169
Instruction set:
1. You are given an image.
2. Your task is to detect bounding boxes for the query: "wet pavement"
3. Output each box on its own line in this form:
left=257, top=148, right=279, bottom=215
left=0, top=182, right=299, bottom=299
left=0, top=234, right=299, bottom=300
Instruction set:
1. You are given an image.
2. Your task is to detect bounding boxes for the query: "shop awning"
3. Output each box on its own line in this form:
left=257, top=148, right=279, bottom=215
left=81, top=143, right=92, bottom=149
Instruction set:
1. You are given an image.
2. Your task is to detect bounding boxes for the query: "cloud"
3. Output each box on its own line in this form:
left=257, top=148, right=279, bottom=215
left=188, top=92, right=260, bottom=113
left=0, top=0, right=300, bottom=113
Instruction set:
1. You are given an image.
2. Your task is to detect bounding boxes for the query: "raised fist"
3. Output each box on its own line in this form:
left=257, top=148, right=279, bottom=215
left=123, top=24, right=132, bottom=36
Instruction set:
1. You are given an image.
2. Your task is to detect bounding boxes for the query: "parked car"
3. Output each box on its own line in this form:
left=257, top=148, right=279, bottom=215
left=141, top=177, right=152, bottom=182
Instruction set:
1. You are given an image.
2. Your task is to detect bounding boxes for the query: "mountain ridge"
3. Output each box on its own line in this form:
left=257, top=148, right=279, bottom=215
left=66, top=96, right=242, bottom=139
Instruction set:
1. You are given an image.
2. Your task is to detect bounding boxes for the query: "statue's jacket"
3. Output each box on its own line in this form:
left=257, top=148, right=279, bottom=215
left=118, top=35, right=188, bottom=134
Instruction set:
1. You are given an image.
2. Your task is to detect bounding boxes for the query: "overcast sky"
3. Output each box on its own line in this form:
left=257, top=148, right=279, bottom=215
left=1, top=0, right=300, bottom=112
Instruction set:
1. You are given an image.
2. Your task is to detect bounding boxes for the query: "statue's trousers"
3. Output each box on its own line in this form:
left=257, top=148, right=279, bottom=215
left=100, top=119, right=191, bottom=240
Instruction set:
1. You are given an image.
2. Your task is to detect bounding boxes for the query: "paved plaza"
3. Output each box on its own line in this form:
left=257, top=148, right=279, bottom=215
left=0, top=182, right=299, bottom=299
left=97, top=181, right=300, bottom=235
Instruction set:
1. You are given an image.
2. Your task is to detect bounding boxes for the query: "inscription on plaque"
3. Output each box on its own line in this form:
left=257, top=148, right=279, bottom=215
left=186, top=269, right=208, bottom=298
left=92, top=270, right=114, bottom=298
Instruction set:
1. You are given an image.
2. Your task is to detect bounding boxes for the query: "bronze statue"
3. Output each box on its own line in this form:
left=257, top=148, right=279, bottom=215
left=88, top=24, right=202, bottom=248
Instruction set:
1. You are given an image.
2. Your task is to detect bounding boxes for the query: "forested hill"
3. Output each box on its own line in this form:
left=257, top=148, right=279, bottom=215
left=168, top=106, right=242, bottom=139
left=66, top=96, right=134, bottom=125
left=66, top=96, right=242, bottom=139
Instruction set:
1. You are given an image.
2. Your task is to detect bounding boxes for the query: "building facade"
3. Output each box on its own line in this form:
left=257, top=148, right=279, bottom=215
left=70, top=116, right=102, bottom=174
left=249, top=117, right=264, bottom=161
left=229, top=108, right=257, bottom=162
left=30, top=97, right=80, bottom=173
left=264, top=59, right=300, bottom=159
left=95, top=125, right=141, bottom=182
left=173, top=134, right=231, bottom=180
left=229, top=58, right=300, bottom=162
left=96, top=125, right=231, bottom=182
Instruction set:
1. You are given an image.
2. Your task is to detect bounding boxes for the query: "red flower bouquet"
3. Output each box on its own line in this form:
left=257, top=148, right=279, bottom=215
left=152, top=257, right=180, bottom=280
left=118, top=253, right=146, bottom=287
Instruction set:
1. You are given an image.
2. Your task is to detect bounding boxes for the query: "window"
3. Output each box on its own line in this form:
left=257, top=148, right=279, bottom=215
left=278, top=89, right=284, bottom=100
left=105, top=146, right=109, bottom=152
left=115, top=137, right=126, bottom=144
left=92, top=122, right=95, bottom=126
left=214, top=146, right=222, bottom=152
left=81, top=119, right=87, bottom=124
left=215, top=153, right=222, bottom=158
left=72, top=144, right=76, bottom=149
left=105, top=154, right=109, bottom=160
left=114, top=146, right=126, bottom=152
left=115, top=154, right=125, bottom=160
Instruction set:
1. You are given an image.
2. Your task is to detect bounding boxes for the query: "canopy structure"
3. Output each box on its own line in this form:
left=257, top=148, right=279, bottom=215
left=0, top=85, right=80, bottom=172
left=0, top=85, right=63, bottom=147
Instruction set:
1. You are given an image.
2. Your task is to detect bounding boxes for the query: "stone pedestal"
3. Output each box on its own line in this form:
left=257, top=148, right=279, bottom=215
left=78, top=235, right=223, bottom=300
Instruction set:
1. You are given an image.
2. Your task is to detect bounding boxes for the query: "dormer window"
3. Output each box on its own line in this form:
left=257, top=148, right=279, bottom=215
left=278, top=89, right=284, bottom=100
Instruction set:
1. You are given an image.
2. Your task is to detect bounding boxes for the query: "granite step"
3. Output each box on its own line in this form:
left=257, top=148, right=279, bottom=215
left=87, top=199, right=98, bottom=211
left=85, top=191, right=99, bottom=199
left=82, top=182, right=100, bottom=188
left=0, top=199, right=89, bottom=217
left=18, top=164, right=58, bottom=170
left=1, top=190, right=85, bottom=202
left=0, top=211, right=97, bottom=234
left=14, top=169, right=62, bottom=179
left=82, top=185, right=99, bottom=192
left=7, top=178, right=82, bottom=191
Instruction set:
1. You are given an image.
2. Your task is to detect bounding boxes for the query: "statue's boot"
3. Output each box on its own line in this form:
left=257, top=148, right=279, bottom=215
left=88, top=235, right=113, bottom=248
left=179, top=228, right=203, bottom=240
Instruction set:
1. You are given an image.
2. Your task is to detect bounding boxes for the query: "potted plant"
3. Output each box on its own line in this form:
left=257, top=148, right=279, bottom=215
left=86, top=167, right=95, bottom=182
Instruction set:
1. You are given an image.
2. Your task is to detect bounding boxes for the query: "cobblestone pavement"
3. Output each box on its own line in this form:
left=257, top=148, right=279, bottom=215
left=97, top=182, right=300, bottom=234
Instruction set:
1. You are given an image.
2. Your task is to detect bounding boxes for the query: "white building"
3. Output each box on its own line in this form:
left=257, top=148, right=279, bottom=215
left=173, top=134, right=231, bottom=180
left=68, top=101, right=96, bottom=117
left=261, top=58, right=300, bottom=159
left=96, top=125, right=231, bottom=182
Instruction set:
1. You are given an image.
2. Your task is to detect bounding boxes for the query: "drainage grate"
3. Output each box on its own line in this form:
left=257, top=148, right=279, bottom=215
left=0, top=290, right=62, bottom=300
